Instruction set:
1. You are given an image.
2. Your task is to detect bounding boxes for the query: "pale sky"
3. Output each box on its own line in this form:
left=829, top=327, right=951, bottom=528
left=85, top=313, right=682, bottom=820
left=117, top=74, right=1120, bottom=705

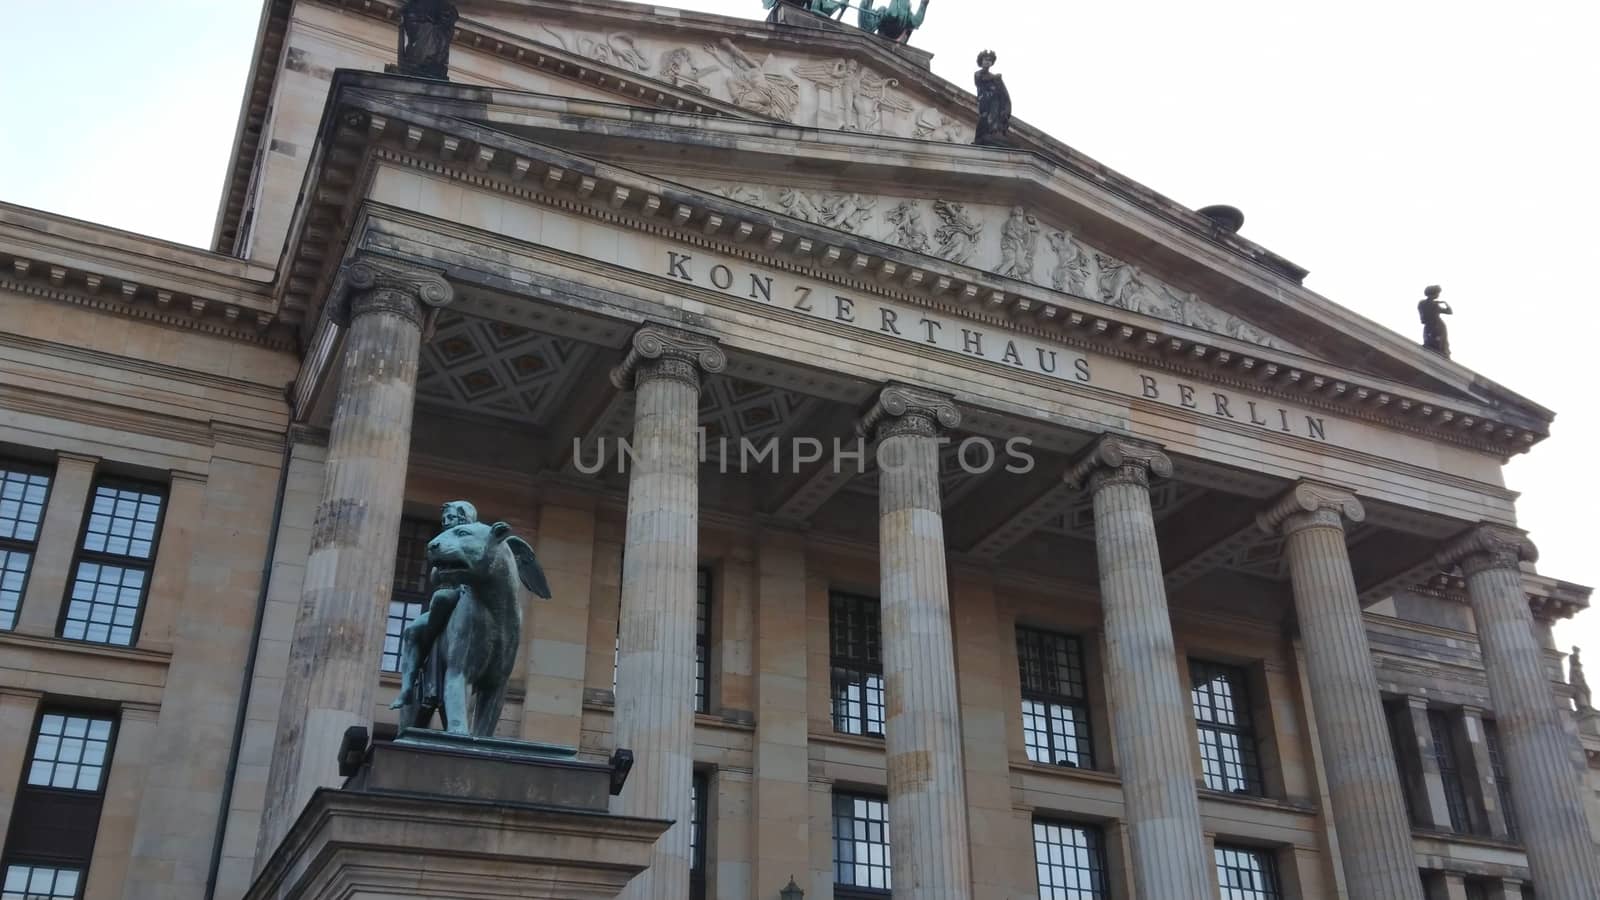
left=1, top=1, right=1595, bottom=659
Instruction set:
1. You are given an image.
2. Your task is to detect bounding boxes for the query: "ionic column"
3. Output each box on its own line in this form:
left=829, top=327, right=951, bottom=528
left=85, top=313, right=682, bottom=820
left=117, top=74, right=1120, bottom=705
left=259, top=256, right=451, bottom=857
left=1437, top=525, right=1600, bottom=899
left=1258, top=481, right=1423, bottom=900
left=609, top=324, right=725, bottom=900
left=1064, top=435, right=1211, bottom=898
left=858, top=385, right=971, bottom=900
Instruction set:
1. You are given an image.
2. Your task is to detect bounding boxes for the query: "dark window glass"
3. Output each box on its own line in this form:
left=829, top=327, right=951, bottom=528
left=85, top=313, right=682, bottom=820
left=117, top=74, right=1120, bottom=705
left=830, top=593, right=884, bottom=737
left=1384, top=699, right=1425, bottom=826
left=833, top=792, right=890, bottom=895
left=2, top=865, right=82, bottom=899
left=689, top=771, right=708, bottom=899
left=0, top=462, right=51, bottom=631
left=696, top=568, right=711, bottom=713
left=1484, top=719, right=1518, bottom=840
left=383, top=517, right=435, bottom=672
left=1427, top=709, right=1474, bottom=834
left=1032, top=819, right=1107, bottom=899
left=1191, top=660, right=1263, bottom=795
left=1464, top=879, right=1493, bottom=900
left=1215, top=845, right=1282, bottom=900
left=1017, top=627, right=1094, bottom=768
left=62, top=480, right=164, bottom=646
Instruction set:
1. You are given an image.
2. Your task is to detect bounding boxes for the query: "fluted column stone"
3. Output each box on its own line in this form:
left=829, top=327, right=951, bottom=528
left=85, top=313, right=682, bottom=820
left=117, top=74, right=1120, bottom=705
left=1437, top=525, right=1600, bottom=900
left=259, top=255, right=451, bottom=859
left=1065, top=435, right=1212, bottom=899
left=610, top=324, right=725, bottom=900
left=858, top=384, right=971, bottom=900
left=1258, top=480, right=1424, bottom=900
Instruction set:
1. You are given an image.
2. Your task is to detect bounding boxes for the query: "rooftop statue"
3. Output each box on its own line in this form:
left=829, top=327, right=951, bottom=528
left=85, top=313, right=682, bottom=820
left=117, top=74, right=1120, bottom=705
left=391, top=501, right=552, bottom=736
left=1417, top=284, right=1452, bottom=358
left=764, top=0, right=850, bottom=18
left=395, top=0, right=459, bottom=80
left=1572, top=646, right=1593, bottom=713
left=858, top=0, right=930, bottom=43
left=973, top=50, right=1012, bottom=147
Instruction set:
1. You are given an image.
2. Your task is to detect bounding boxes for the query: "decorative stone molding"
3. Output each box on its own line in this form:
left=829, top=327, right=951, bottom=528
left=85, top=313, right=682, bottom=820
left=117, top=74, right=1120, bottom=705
left=1256, top=479, right=1365, bottom=537
left=1435, top=524, right=1538, bottom=578
left=332, top=254, right=454, bottom=328
left=609, top=323, right=727, bottom=391
left=1064, top=434, right=1173, bottom=492
left=855, top=383, right=961, bottom=440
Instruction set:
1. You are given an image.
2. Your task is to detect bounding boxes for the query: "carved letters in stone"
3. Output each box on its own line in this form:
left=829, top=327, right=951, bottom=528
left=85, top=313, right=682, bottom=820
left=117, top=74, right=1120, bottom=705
left=932, top=200, right=982, bottom=265
left=1048, top=231, right=1091, bottom=295
left=884, top=201, right=931, bottom=253
left=793, top=58, right=913, bottom=133
left=658, top=47, right=719, bottom=94
left=997, top=207, right=1040, bottom=280
left=703, top=39, right=800, bottom=121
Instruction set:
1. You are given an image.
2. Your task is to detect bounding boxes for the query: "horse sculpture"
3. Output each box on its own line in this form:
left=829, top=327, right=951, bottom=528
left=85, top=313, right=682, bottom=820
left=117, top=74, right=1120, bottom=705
left=391, top=506, right=551, bottom=737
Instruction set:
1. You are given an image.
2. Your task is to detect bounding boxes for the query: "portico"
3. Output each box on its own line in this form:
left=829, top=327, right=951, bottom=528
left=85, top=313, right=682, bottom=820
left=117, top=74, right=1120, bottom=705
left=244, top=65, right=1598, bottom=900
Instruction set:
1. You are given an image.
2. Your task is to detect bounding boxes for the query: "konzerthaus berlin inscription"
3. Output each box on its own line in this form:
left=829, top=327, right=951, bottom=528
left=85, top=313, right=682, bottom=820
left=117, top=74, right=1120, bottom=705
left=0, top=1, right=1596, bottom=899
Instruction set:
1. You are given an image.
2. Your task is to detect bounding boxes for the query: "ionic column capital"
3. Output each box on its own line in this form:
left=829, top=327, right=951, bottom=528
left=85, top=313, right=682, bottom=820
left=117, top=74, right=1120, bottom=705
left=609, top=323, right=726, bottom=391
left=1064, top=434, right=1171, bottom=493
left=1257, top=480, right=1365, bottom=538
left=1435, top=524, right=1538, bottom=578
left=856, top=383, right=961, bottom=440
left=331, top=253, right=454, bottom=327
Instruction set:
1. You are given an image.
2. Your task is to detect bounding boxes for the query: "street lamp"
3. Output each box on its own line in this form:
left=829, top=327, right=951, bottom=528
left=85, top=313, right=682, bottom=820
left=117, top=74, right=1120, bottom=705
left=780, top=875, right=805, bottom=900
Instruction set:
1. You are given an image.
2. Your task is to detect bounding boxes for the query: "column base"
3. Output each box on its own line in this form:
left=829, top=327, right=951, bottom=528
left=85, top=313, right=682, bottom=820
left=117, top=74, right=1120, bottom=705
left=247, top=734, right=668, bottom=900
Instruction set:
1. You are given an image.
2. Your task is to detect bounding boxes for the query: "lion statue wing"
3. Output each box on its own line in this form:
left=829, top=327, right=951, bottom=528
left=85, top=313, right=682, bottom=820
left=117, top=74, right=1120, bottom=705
left=505, top=536, right=552, bottom=599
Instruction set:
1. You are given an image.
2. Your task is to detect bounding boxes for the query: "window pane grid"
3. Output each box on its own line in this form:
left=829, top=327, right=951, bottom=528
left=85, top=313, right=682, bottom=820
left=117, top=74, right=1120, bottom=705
left=830, top=593, right=884, bottom=737
left=1215, top=845, right=1282, bottom=900
left=833, top=793, right=890, bottom=893
left=1484, top=720, right=1518, bottom=840
left=1033, top=819, right=1107, bottom=899
left=26, top=713, right=114, bottom=793
left=0, top=464, right=50, bottom=632
left=1191, top=660, right=1263, bottom=795
left=1428, top=709, right=1474, bottom=834
left=3, top=865, right=82, bottom=900
left=383, top=518, right=435, bottom=673
left=63, top=480, right=164, bottom=647
left=689, top=772, right=708, bottom=900
left=1017, top=627, right=1093, bottom=768
left=695, top=568, right=710, bottom=714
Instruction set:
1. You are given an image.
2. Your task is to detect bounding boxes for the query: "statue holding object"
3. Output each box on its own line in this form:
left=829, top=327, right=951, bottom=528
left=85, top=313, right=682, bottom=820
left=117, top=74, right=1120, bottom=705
left=764, top=0, right=850, bottom=18
left=974, top=50, right=1012, bottom=147
left=391, top=501, right=552, bottom=736
left=1417, top=284, right=1452, bottom=358
left=857, top=0, right=929, bottom=43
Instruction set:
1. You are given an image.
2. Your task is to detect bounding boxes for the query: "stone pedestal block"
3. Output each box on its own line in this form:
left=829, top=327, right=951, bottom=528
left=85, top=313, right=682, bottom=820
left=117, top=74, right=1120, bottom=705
left=246, top=732, right=667, bottom=900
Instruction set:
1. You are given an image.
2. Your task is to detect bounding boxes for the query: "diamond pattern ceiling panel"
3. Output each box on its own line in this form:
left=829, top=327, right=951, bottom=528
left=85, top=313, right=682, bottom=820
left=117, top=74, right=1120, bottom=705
left=416, top=312, right=593, bottom=425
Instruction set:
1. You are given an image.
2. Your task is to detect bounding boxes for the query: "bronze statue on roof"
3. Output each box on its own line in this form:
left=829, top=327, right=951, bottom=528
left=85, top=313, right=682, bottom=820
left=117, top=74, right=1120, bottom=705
left=1417, top=285, right=1452, bottom=358
left=395, top=0, right=459, bottom=80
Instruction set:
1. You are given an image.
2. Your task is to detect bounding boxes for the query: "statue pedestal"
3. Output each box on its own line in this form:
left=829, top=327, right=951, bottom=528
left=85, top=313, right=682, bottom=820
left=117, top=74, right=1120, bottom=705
left=245, top=730, right=667, bottom=900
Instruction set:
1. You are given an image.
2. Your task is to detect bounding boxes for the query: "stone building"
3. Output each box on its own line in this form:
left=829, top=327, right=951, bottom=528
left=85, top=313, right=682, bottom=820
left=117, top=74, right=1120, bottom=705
left=1, top=1, right=1597, bottom=898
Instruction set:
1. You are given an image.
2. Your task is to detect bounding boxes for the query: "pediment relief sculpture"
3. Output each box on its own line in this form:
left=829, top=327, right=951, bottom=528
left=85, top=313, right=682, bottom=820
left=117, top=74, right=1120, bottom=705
left=704, top=181, right=1288, bottom=349
left=518, top=22, right=972, bottom=141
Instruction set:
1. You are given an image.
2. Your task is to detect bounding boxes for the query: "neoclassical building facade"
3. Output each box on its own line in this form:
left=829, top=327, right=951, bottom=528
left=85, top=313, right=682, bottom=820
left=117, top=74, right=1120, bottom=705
left=1, top=1, right=1597, bottom=899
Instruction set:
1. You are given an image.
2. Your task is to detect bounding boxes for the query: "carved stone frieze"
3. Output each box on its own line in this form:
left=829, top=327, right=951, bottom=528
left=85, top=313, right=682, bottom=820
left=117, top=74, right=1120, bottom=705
left=1256, top=480, right=1366, bottom=537
left=539, top=26, right=652, bottom=73
left=657, top=46, right=719, bottom=94
left=857, top=383, right=961, bottom=440
left=610, top=323, right=727, bottom=390
left=996, top=206, right=1040, bottom=280
left=884, top=201, right=931, bottom=253
left=1064, top=434, right=1173, bottom=492
left=702, top=38, right=801, bottom=120
left=793, top=58, right=913, bottom=133
left=1048, top=230, right=1091, bottom=295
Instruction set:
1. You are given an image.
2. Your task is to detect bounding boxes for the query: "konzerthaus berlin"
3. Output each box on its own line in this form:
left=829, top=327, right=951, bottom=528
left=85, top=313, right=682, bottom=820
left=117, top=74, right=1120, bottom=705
left=1, top=1, right=1597, bottom=899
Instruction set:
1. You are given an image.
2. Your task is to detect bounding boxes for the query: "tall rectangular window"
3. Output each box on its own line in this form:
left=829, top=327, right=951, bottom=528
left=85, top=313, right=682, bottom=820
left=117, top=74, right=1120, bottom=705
left=1017, top=627, right=1094, bottom=768
left=695, top=568, right=711, bottom=714
left=1384, top=699, right=1425, bottom=825
left=0, top=461, right=51, bottom=631
left=383, top=517, right=435, bottom=673
left=3, top=709, right=118, bottom=898
left=1214, top=845, right=1282, bottom=900
left=1463, top=879, right=1493, bottom=900
left=61, top=479, right=165, bottom=646
left=1032, top=819, right=1108, bottom=899
left=832, top=792, right=890, bottom=895
left=1427, top=709, right=1474, bottom=833
left=1191, top=660, right=1263, bottom=795
left=830, top=592, right=884, bottom=737
left=689, top=771, right=708, bottom=900
left=1484, top=719, right=1518, bottom=840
